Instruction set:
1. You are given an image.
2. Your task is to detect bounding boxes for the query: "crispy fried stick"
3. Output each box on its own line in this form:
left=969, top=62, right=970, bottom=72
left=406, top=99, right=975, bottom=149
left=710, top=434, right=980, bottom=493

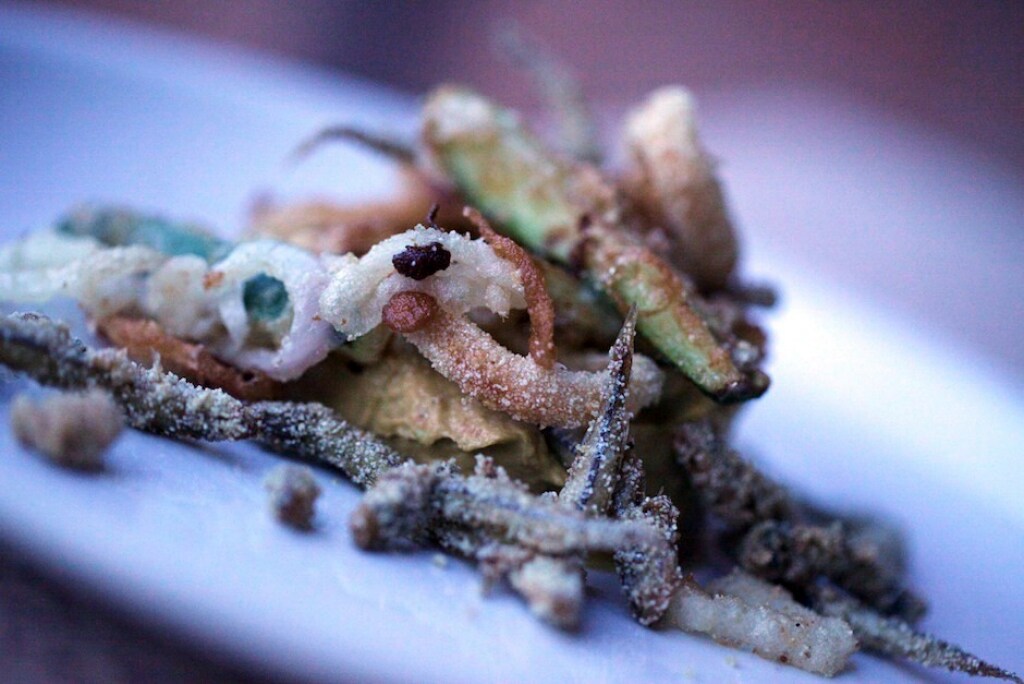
left=810, top=585, right=1022, bottom=683
left=0, top=313, right=401, bottom=486
left=465, top=206, right=557, bottom=369
left=96, top=315, right=278, bottom=400
left=675, top=419, right=926, bottom=621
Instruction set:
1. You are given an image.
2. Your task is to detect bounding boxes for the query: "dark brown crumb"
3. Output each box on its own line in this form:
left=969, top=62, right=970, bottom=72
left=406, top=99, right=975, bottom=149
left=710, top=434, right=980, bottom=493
left=381, top=291, right=440, bottom=333
left=265, top=465, right=321, bottom=530
left=425, top=203, right=440, bottom=226
left=392, top=241, right=452, bottom=280
left=11, top=389, right=122, bottom=471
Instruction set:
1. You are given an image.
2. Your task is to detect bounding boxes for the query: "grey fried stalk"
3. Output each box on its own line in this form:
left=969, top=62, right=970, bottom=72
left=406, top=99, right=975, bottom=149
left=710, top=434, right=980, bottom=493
left=0, top=312, right=401, bottom=486
left=810, top=585, right=1022, bottom=683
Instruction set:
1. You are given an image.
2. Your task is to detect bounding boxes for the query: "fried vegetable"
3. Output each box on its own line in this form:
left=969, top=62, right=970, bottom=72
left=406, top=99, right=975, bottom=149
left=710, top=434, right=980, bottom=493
left=540, top=260, right=622, bottom=347
left=96, top=315, right=278, bottom=400
left=738, top=520, right=926, bottom=622
left=664, top=571, right=856, bottom=677
left=0, top=233, right=166, bottom=315
left=58, top=205, right=298, bottom=324
left=295, top=352, right=565, bottom=491
left=674, top=419, right=797, bottom=531
left=0, top=229, right=335, bottom=382
left=466, top=207, right=557, bottom=369
left=403, top=305, right=663, bottom=428
left=320, top=225, right=526, bottom=339
left=621, top=86, right=739, bottom=291
left=58, top=205, right=233, bottom=262
left=675, top=419, right=926, bottom=620
left=421, top=86, right=766, bottom=402
left=324, top=226, right=663, bottom=427
left=811, top=585, right=1022, bottom=683
left=558, top=307, right=637, bottom=514
left=0, top=313, right=402, bottom=486
left=350, top=457, right=670, bottom=568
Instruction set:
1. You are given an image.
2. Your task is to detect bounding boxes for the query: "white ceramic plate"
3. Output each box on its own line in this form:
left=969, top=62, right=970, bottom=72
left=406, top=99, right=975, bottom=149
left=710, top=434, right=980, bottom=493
left=1, top=5, right=1021, bottom=683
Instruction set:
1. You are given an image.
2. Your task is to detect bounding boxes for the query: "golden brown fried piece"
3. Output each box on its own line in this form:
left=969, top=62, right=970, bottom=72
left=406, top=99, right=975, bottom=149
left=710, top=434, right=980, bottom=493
left=465, top=206, right=556, bottom=369
left=403, top=306, right=662, bottom=428
left=621, top=87, right=739, bottom=292
left=96, top=316, right=278, bottom=400
left=294, top=351, right=565, bottom=492
left=249, top=170, right=470, bottom=256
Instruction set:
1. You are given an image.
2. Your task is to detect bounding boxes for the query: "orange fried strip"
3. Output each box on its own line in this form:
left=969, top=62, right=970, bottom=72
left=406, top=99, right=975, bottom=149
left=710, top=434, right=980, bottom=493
left=96, top=316, right=278, bottom=400
left=249, top=171, right=470, bottom=256
left=464, top=206, right=556, bottom=369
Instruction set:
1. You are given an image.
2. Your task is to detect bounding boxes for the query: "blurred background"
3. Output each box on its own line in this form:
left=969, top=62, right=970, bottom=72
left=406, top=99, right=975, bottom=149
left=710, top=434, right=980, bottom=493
left=44, top=0, right=1024, bottom=171
left=2, top=2, right=1022, bottom=682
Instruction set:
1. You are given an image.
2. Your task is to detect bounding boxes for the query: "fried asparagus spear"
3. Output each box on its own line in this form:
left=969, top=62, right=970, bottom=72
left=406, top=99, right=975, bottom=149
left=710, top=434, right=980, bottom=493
left=421, top=86, right=767, bottom=403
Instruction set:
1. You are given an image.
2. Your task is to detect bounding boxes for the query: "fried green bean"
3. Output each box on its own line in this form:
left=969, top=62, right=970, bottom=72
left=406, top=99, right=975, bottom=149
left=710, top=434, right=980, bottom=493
left=350, top=457, right=667, bottom=560
left=422, top=86, right=766, bottom=402
left=674, top=419, right=797, bottom=531
left=675, top=419, right=926, bottom=621
left=738, top=520, right=926, bottom=622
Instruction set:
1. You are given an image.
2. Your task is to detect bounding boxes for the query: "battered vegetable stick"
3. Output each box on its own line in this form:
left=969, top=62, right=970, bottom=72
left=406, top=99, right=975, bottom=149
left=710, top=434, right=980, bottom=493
left=421, top=86, right=767, bottom=402
left=0, top=312, right=401, bottom=487
left=621, top=86, right=740, bottom=291
left=96, top=315, right=278, bottom=400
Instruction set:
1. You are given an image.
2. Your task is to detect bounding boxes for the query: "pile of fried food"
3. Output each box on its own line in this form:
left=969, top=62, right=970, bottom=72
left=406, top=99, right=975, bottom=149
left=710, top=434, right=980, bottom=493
left=0, top=72, right=1018, bottom=680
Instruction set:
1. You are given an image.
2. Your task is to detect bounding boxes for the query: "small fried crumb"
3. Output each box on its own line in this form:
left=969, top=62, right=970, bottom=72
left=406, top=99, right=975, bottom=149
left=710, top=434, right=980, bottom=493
left=265, top=465, right=321, bottom=530
left=11, top=389, right=122, bottom=471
